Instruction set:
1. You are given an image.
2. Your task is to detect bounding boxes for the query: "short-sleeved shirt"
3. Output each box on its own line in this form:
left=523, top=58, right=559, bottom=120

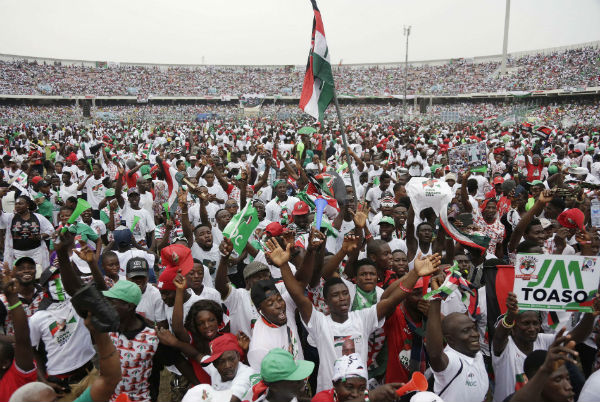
left=473, top=209, right=504, bottom=256
left=492, top=334, right=554, bottom=402
left=304, top=305, right=384, bottom=392
left=433, top=346, right=488, bottom=402
left=0, top=361, right=38, bottom=402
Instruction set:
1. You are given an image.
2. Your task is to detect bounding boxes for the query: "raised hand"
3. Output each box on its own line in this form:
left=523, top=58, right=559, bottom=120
left=173, top=272, right=187, bottom=290
left=350, top=203, right=368, bottom=228
left=219, top=237, right=233, bottom=258
left=538, top=189, right=554, bottom=203
left=413, top=252, right=441, bottom=277
left=341, top=234, right=360, bottom=254
left=156, top=327, right=180, bottom=347
left=73, top=241, right=95, bottom=264
left=307, top=227, right=326, bottom=251
left=237, top=332, right=250, bottom=353
left=506, top=291, right=519, bottom=320
left=264, top=238, right=291, bottom=267
left=539, top=328, right=577, bottom=374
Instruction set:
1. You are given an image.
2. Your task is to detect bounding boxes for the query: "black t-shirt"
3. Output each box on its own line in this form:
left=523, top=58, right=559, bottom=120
left=11, top=213, right=42, bottom=251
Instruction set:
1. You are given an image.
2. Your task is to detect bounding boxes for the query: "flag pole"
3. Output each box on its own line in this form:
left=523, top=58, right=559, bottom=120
left=331, top=88, right=358, bottom=204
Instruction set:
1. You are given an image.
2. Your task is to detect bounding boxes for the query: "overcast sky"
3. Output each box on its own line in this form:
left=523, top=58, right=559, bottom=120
left=1, top=0, right=599, bottom=65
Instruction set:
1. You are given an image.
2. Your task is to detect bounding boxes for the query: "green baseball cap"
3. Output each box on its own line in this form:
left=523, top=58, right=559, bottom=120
left=548, top=165, right=558, bottom=175
left=102, top=280, right=142, bottom=306
left=379, top=216, right=395, bottom=226
left=261, top=349, right=314, bottom=383
left=140, top=165, right=151, bottom=176
left=105, top=188, right=116, bottom=197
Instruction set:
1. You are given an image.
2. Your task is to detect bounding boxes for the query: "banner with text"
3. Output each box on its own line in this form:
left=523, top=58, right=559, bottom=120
left=514, top=254, right=600, bottom=312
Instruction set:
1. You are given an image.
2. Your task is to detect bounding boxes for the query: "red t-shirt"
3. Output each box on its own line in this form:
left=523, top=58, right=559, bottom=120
left=0, top=361, right=37, bottom=401
left=384, top=305, right=425, bottom=384
left=126, top=170, right=139, bottom=189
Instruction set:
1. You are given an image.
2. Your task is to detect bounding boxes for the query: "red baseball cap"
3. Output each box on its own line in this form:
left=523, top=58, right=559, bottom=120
left=557, top=208, right=584, bottom=230
left=265, top=222, right=284, bottom=237
left=31, top=176, right=43, bottom=185
left=157, top=268, right=178, bottom=291
left=493, top=177, right=504, bottom=185
left=292, top=201, right=309, bottom=216
left=160, top=244, right=193, bottom=276
left=201, top=333, right=243, bottom=365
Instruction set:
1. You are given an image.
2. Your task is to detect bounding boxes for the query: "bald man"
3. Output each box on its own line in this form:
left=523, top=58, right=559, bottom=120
left=426, top=277, right=489, bottom=402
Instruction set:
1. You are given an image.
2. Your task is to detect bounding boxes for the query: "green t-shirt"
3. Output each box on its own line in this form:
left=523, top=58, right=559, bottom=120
left=35, top=192, right=53, bottom=219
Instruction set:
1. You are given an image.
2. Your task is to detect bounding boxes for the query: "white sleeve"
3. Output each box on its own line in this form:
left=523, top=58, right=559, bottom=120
left=144, top=210, right=156, bottom=232
left=203, top=266, right=214, bottom=288
left=29, top=313, right=42, bottom=348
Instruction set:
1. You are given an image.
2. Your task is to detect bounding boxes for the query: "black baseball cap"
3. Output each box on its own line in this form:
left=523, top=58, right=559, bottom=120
left=250, top=279, right=280, bottom=309
left=126, top=257, right=149, bottom=279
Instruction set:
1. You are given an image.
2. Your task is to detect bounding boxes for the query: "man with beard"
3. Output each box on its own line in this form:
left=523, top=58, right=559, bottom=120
left=0, top=257, right=44, bottom=337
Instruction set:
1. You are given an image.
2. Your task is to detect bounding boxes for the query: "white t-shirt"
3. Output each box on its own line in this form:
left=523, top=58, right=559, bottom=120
left=83, top=176, right=106, bottom=209
left=29, top=302, right=96, bottom=375
left=432, top=346, right=488, bottom=402
left=121, top=206, right=156, bottom=244
left=491, top=333, right=554, bottom=402
left=114, top=249, right=156, bottom=278
left=303, top=305, right=384, bottom=392
left=579, top=368, right=600, bottom=402
left=191, top=242, right=222, bottom=281
left=137, top=285, right=167, bottom=324
left=59, top=182, right=79, bottom=202
left=265, top=196, right=299, bottom=223
left=247, top=292, right=303, bottom=372
left=199, top=361, right=255, bottom=400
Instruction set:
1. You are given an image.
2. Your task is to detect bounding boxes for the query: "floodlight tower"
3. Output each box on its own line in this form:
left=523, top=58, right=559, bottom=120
left=403, top=25, right=411, bottom=117
left=500, top=0, right=511, bottom=75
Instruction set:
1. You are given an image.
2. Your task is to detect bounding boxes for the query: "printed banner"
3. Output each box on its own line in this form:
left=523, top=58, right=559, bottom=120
left=447, top=142, right=488, bottom=173
left=513, top=254, right=600, bottom=312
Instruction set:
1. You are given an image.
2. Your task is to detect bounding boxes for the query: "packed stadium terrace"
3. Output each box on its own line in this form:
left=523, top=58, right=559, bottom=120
left=1, top=45, right=599, bottom=97
left=1, top=100, right=599, bottom=128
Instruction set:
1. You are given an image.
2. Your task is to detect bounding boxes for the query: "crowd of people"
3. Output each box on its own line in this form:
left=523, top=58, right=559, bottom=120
left=1, top=46, right=599, bottom=97
left=1, top=98, right=600, bottom=128
left=0, top=104, right=598, bottom=402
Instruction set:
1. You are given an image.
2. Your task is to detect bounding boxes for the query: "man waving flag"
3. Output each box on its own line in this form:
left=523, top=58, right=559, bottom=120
left=299, top=0, right=334, bottom=122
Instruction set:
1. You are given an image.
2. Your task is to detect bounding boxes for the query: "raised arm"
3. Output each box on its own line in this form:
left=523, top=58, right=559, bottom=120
left=348, top=148, right=365, bottom=172
left=253, top=158, right=272, bottom=194
left=426, top=274, right=450, bottom=372
left=54, top=233, right=84, bottom=296
left=264, top=239, right=313, bottom=324
left=2, top=276, right=34, bottom=372
left=115, top=165, right=125, bottom=209
left=211, top=164, right=230, bottom=192
left=171, top=273, right=191, bottom=344
left=460, top=171, right=473, bottom=212
left=492, top=291, right=519, bottom=357
left=85, top=313, right=122, bottom=402
left=215, top=238, right=233, bottom=300
left=508, top=190, right=553, bottom=252
left=74, top=241, right=108, bottom=291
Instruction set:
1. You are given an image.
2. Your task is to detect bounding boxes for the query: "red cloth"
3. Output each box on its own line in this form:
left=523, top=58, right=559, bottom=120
left=384, top=306, right=424, bottom=384
left=0, top=361, right=37, bottom=402
left=311, top=389, right=335, bottom=402
left=190, top=358, right=211, bottom=385
left=378, top=269, right=398, bottom=290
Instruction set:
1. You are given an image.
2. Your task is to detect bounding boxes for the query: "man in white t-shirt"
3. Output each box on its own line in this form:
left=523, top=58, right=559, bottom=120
left=77, top=163, right=105, bottom=212
left=125, top=257, right=168, bottom=327
left=268, top=237, right=440, bottom=392
left=426, top=278, right=488, bottom=402
left=120, top=188, right=155, bottom=247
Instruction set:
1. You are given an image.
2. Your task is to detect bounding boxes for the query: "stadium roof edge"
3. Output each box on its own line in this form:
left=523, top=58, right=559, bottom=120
left=0, top=40, right=598, bottom=68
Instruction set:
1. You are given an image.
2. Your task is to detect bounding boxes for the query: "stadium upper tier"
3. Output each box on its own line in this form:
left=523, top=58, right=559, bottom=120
left=1, top=43, right=599, bottom=97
